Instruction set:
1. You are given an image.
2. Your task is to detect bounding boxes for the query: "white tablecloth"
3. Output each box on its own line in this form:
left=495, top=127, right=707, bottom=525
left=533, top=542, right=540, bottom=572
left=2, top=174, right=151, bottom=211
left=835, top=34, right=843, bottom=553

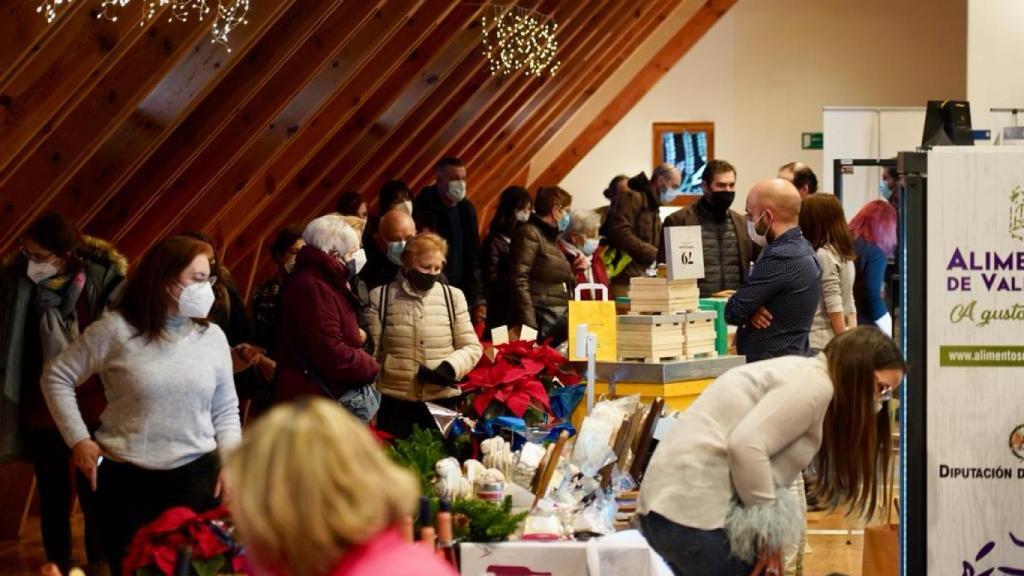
left=459, top=530, right=673, bottom=576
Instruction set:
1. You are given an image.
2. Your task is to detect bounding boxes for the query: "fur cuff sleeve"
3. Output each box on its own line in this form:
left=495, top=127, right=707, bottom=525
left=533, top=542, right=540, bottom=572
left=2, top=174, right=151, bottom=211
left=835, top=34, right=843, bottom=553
left=724, top=487, right=803, bottom=563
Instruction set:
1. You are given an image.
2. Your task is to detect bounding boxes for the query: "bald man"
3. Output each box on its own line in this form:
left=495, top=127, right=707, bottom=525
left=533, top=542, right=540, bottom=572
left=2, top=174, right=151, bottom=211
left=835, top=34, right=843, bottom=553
left=360, top=208, right=417, bottom=290
left=724, top=179, right=821, bottom=362
left=778, top=161, right=818, bottom=198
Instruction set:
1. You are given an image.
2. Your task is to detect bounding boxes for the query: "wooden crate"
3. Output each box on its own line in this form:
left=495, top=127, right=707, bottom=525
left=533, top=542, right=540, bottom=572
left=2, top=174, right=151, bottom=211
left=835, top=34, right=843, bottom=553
left=617, top=314, right=686, bottom=362
left=681, top=310, right=718, bottom=358
left=628, top=277, right=700, bottom=315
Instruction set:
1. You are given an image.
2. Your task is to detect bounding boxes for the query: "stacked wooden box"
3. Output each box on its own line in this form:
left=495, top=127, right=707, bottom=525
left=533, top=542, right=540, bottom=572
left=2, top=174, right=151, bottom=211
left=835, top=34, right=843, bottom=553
left=681, top=310, right=718, bottom=358
left=627, top=277, right=699, bottom=315
left=617, top=277, right=718, bottom=362
left=617, top=314, right=687, bottom=362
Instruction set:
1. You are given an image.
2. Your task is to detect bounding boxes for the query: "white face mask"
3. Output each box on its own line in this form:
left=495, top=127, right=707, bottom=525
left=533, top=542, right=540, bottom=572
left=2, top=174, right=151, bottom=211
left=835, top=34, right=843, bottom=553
left=401, top=200, right=413, bottom=216
left=27, top=260, right=60, bottom=284
left=875, top=401, right=885, bottom=414
left=283, top=258, right=296, bottom=274
left=445, top=180, right=467, bottom=203
left=747, top=212, right=771, bottom=247
left=347, top=248, right=367, bottom=276
left=176, top=281, right=216, bottom=319
left=515, top=209, right=531, bottom=223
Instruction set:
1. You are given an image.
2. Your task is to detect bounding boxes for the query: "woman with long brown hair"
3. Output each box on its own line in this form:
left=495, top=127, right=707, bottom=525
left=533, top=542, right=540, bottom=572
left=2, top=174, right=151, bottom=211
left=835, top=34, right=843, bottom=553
left=42, top=236, right=241, bottom=576
left=638, top=327, right=905, bottom=575
left=799, top=194, right=858, bottom=352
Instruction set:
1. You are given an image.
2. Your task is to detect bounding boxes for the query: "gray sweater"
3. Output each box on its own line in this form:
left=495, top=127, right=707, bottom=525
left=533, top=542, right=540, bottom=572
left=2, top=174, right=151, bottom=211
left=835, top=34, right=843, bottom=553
left=809, top=247, right=857, bottom=350
left=42, top=311, right=241, bottom=470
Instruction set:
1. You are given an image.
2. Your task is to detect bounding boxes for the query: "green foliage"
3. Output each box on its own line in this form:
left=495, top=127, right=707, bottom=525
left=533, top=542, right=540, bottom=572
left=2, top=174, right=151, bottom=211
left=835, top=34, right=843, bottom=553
left=387, top=426, right=449, bottom=496
left=191, top=556, right=226, bottom=576
left=450, top=496, right=528, bottom=543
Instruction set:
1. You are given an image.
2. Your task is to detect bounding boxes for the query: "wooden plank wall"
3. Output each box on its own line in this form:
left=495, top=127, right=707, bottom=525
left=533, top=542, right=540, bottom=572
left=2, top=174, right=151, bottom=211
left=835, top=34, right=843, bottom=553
left=0, top=0, right=735, bottom=297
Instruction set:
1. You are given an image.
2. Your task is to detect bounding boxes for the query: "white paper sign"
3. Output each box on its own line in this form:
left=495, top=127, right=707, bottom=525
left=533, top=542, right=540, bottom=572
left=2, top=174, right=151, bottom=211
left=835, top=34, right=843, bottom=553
left=925, top=148, right=1024, bottom=574
left=665, top=225, right=705, bottom=280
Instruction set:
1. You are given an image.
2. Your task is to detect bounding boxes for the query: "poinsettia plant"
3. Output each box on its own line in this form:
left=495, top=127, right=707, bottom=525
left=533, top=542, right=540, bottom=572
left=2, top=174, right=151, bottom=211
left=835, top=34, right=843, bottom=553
left=461, top=340, right=580, bottom=425
left=124, top=506, right=245, bottom=576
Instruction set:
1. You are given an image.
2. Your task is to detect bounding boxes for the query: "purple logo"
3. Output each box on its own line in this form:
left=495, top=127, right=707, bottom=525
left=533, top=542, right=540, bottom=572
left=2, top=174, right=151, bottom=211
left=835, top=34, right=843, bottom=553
left=963, top=533, right=1024, bottom=575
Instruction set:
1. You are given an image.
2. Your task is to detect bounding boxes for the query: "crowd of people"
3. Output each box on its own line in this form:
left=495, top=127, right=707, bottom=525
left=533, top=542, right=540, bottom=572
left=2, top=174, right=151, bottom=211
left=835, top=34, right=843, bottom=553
left=0, top=153, right=903, bottom=576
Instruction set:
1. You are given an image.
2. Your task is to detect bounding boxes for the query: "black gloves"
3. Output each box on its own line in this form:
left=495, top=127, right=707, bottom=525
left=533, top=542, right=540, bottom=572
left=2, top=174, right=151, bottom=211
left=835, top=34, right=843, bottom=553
left=417, top=362, right=458, bottom=388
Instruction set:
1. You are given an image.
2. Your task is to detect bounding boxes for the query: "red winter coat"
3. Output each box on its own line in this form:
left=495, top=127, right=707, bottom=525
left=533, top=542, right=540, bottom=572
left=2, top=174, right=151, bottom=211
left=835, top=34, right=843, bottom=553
left=559, top=242, right=611, bottom=301
left=274, top=246, right=379, bottom=404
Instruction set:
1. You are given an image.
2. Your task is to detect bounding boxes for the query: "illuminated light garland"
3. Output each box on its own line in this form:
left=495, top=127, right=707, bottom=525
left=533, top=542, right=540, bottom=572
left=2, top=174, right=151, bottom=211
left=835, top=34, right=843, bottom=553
left=481, top=4, right=559, bottom=77
left=35, top=0, right=249, bottom=50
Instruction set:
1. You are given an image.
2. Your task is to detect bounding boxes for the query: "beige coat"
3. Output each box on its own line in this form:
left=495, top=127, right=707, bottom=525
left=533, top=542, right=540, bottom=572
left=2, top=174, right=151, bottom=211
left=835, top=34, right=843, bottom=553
left=367, top=275, right=482, bottom=402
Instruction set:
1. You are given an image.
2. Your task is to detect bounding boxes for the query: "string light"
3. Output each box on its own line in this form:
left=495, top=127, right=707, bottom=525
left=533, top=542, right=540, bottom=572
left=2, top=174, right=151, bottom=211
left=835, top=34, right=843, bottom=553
left=36, top=0, right=249, bottom=50
left=36, top=0, right=74, bottom=23
left=481, top=4, right=559, bottom=77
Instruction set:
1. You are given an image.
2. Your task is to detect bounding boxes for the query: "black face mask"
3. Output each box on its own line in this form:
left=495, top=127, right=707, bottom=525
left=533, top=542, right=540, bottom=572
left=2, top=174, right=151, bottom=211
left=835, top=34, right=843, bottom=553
left=708, top=191, right=735, bottom=214
left=407, top=269, right=441, bottom=292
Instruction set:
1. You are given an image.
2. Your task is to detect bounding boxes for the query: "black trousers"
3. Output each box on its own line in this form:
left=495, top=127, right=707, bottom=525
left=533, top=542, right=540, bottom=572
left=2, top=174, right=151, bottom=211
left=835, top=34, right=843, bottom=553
left=97, top=452, right=220, bottom=576
left=375, top=395, right=457, bottom=439
left=23, top=427, right=104, bottom=569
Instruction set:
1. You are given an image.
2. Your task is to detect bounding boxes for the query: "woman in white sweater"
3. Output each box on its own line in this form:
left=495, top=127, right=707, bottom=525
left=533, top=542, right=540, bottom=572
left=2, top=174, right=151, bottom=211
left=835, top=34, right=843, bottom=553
left=42, top=236, right=241, bottom=576
left=638, top=327, right=904, bottom=575
left=367, top=232, right=482, bottom=439
left=800, top=193, right=858, bottom=351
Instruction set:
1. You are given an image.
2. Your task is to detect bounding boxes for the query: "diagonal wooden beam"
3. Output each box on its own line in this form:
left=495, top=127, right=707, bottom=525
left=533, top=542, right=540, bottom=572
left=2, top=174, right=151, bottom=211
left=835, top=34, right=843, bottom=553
left=0, top=0, right=93, bottom=90
left=184, top=0, right=462, bottom=247
left=0, top=3, right=173, bottom=182
left=0, top=15, right=216, bottom=254
left=48, top=0, right=310, bottom=238
left=209, top=1, right=487, bottom=258
left=401, top=0, right=642, bottom=194
left=528, top=0, right=738, bottom=190
left=114, top=0, right=423, bottom=263
left=81, top=0, right=370, bottom=251
left=469, top=0, right=684, bottom=206
left=392, top=0, right=617, bottom=194
left=219, top=1, right=543, bottom=269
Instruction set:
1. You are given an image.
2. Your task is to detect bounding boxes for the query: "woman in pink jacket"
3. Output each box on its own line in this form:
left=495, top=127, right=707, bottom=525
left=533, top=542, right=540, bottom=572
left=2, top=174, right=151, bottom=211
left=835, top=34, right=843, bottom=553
left=225, top=398, right=456, bottom=576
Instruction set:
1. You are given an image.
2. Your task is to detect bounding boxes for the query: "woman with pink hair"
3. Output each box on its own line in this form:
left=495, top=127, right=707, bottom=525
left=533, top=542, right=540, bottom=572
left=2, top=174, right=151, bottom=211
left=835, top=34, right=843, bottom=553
left=848, top=200, right=898, bottom=335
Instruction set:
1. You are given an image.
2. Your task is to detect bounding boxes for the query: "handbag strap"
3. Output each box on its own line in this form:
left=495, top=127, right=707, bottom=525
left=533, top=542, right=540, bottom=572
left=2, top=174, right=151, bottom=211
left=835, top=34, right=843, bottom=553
left=285, top=331, right=340, bottom=401
left=440, top=283, right=456, bottom=340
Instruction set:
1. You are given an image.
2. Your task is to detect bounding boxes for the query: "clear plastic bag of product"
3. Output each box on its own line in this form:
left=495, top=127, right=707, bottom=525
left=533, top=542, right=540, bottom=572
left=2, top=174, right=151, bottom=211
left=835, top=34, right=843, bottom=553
left=572, top=489, right=618, bottom=537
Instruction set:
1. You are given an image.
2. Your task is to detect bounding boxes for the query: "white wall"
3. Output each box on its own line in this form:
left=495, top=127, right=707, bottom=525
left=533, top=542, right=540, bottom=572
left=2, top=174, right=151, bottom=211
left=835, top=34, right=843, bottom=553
left=548, top=0, right=967, bottom=212
left=967, top=0, right=1024, bottom=139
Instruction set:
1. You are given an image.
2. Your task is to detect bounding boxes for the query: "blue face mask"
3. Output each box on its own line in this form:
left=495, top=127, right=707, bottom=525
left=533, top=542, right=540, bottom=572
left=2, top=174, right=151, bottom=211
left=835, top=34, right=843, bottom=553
left=557, top=210, right=571, bottom=233
left=879, top=180, right=893, bottom=200
left=386, top=241, right=406, bottom=266
left=660, top=184, right=683, bottom=205
left=582, top=238, right=600, bottom=256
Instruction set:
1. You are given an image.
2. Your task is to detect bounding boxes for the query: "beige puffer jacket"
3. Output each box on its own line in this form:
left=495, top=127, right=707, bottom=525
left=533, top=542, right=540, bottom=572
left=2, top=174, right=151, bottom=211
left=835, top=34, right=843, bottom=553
left=366, top=275, right=483, bottom=402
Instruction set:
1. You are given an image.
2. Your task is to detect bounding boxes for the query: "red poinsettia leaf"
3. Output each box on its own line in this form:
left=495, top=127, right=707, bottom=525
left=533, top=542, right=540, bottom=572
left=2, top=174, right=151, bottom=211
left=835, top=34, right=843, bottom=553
left=151, top=544, right=180, bottom=575
left=521, top=379, right=552, bottom=409
left=148, top=507, right=200, bottom=535
left=504, top=390, right=531, bottom=417
left=472, top=389, right=497, bottom=417
left=555, top=371, right=582, bottom=386
left=197, top=506, right=230, bottom=523
left=190, top=522, right=230, bottom=558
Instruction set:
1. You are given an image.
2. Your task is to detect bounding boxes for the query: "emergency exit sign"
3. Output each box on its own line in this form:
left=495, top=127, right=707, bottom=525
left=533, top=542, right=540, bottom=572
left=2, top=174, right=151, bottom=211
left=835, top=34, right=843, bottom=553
left=802, top=132, right=823, bottom=150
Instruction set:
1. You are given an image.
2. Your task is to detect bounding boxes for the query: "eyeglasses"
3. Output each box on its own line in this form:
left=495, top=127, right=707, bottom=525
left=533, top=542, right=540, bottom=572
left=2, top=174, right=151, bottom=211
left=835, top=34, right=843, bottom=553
left=191, top=275, right=218, bottom=286
left=19, top=242, right=56, bottom=263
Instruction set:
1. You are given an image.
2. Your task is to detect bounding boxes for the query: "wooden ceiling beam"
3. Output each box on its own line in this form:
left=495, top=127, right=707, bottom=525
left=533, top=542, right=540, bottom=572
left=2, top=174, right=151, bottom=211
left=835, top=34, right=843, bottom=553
left=211, top=1, right=486, bottom=261
left=36, top=0, right=298, bottom=248
left=0, top=15, right=216, bottom=254
left=219, top=1, right=544, bottom=268
left=187, top=0, right=463, bottom=250
left=468, top=0, right=682, bottom=207
left=0, top=3, right=172, bottom=183
left=528, top=0, right=739, bottom=190
left=391, top=0, right=612, bottom=194
left=0, top=1, right=92, bottom=89
left=80, top=0, right=369, bottom=253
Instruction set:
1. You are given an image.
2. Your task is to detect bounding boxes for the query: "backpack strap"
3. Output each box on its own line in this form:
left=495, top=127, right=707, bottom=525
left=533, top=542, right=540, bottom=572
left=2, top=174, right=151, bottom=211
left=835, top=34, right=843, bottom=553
left=441, top=283, right=456, bottom=341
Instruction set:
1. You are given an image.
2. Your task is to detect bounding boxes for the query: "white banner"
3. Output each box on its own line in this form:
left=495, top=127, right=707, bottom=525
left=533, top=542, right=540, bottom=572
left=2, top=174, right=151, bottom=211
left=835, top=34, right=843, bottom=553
left=926, top=147, right=1024, bottom=573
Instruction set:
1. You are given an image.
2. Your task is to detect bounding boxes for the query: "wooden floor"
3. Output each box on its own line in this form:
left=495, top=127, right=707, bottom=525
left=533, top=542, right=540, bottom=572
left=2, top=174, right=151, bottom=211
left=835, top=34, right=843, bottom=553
left=0, top=510, right=891, bottom=576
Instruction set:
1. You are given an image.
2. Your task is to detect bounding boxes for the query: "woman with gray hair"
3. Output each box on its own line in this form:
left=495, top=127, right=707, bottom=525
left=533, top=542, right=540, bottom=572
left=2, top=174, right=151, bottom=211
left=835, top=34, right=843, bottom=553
left=273, top=214, right=380, bottom=422
left=558, top=209, right=610, bottom=300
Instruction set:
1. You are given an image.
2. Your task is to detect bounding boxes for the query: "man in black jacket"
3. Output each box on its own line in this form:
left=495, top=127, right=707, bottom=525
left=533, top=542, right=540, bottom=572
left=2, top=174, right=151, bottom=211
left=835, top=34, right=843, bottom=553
left=661, top=159, right=755, bottom=298
left=413, top=156, right=483, bottom=322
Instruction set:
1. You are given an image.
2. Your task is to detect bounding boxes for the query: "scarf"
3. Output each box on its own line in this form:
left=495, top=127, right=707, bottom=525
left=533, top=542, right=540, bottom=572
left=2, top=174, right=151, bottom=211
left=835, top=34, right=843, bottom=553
left=35, top=269, right=87, bottom=362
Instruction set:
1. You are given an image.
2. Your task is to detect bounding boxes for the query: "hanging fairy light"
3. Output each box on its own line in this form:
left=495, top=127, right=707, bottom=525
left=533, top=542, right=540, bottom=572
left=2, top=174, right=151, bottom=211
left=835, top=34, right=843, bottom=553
left=36, top=0, right=74, bottom=23
left=481, top=4, right=559, bottom=77
left=35, top=0, right=249, bottom=50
